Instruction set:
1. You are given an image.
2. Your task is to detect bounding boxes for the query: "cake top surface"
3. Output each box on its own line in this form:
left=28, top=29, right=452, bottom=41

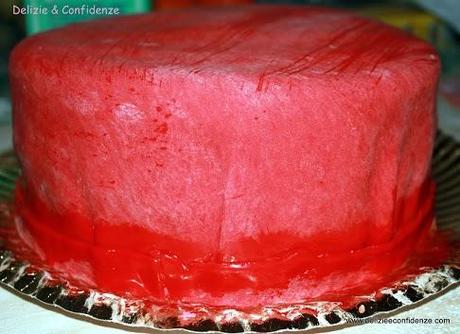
left=14, top=5, right=437, bottom=86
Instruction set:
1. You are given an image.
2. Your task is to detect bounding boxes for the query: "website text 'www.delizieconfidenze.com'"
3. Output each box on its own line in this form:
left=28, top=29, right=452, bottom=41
left=347, top=317, right=451, bottom=325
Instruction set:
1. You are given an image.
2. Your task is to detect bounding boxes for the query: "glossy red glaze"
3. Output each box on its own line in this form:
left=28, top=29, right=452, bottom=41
left=9, top=6, right=446, bottom=308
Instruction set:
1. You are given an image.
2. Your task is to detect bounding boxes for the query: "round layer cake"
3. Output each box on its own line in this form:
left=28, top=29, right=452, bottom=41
left=9, top=6, right=443, bottom=307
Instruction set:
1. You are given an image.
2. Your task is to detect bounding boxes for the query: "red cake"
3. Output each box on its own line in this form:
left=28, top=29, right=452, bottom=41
left=9, top=6, right=444, bottom=308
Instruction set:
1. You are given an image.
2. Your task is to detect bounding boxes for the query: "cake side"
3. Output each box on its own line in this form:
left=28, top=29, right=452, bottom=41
left=9, top=6, right=444, bottom=306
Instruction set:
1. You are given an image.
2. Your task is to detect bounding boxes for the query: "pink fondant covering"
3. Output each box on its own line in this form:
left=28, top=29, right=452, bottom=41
left=9, top=6, right=445, bottom=307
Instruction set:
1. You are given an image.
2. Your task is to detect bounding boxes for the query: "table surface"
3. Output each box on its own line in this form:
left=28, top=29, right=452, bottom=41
left=1, top=96, right=459, bottom=334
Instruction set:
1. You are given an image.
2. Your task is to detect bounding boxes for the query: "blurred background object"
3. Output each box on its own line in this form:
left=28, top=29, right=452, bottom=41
left=155, top=0, right=254, bottom=10
left=416, top=0, right=460, bottom=33
left=155, top=0, right=196, bottom=10
left=23, top=0, right=151, bottom=34
left=0, top=1, right=22, bottom=125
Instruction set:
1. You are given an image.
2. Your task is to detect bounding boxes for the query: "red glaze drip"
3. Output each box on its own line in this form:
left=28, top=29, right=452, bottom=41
left=11, top=178, right=451, bottom=309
